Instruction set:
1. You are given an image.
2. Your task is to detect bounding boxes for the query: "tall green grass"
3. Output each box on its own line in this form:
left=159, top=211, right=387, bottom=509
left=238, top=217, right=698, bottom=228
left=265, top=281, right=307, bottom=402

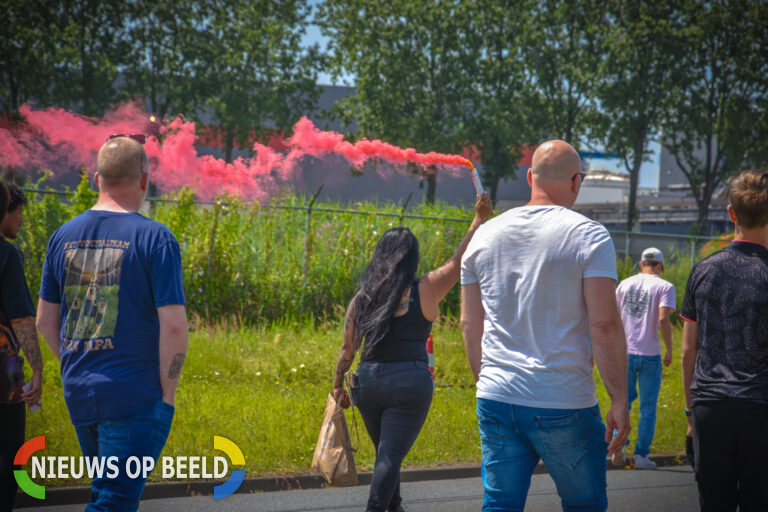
left=19, top=174, right=476, bottom=324
left=19, top=173, right=723, bottom=325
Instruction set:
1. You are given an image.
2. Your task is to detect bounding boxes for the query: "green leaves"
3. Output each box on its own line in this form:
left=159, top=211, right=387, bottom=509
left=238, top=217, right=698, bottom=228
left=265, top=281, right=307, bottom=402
left=319, top=0, right=473, bottom=176
left=660, top=0, right=768, bottom=235
left=198, top=0, right=322, bottom=162
left=597, top=0, right=688, bottom=230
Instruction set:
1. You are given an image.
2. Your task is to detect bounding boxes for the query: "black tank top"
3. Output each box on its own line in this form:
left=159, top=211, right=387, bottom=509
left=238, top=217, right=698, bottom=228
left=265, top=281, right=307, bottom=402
left=361, top=281, right=433, bottom=363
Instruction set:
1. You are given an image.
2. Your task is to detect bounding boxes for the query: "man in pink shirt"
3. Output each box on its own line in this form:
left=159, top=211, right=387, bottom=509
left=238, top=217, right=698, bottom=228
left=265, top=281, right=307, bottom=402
left=615, top=247, right=676, bottom=469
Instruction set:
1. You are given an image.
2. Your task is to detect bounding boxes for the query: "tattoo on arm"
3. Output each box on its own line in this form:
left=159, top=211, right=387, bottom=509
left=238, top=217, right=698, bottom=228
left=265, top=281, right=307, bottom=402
left=11, top=317, right=43, bottom=373
left=168, top=353, right=186, bottom=379
left=428, top=267, right=447, bottom=280
left=336, top=356, right=352, bottom=376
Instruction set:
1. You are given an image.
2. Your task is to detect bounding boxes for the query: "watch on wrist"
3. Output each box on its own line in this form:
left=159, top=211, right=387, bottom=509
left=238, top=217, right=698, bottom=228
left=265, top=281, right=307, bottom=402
left=684, top=408, right=692, bottom=417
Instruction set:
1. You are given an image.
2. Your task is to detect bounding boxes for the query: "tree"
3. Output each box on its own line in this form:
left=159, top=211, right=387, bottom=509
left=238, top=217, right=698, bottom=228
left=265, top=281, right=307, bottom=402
left=661, top=0, right=768, bottom=235
left=319, top=0, right=474, bottom=203
left=52, top=0, right=128, bottom=115
left=199, top=0, right=322, bottom=163
left=0, top=1, right=61, bottom=113
left=598, top=0, right=686, bottom=231
left=122, top=1, right=209, bottom=120
left=519, top=0, right=607, bottom=147
left=462, top=0, right=538, bottom=204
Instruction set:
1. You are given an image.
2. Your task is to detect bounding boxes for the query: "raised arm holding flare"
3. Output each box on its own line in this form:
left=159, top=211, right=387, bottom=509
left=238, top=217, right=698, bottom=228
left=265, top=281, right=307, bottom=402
left=331, top=192, right=491, bottom=512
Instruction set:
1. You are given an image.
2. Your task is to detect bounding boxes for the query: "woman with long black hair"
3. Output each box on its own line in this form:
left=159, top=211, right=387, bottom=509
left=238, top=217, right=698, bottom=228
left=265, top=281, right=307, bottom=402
left=332, top=193, right=492, bottom=512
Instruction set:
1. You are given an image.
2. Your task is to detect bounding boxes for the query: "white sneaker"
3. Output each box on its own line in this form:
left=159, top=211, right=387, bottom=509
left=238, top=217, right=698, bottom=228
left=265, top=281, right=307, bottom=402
left=609, top=446, right=626, bottom=466
left=633, top=454, right=657, bottom=470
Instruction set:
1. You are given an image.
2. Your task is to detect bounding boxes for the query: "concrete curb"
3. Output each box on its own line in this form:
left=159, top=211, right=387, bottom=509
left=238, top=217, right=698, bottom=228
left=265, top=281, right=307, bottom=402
left=16, top=452, right=689, bottom=509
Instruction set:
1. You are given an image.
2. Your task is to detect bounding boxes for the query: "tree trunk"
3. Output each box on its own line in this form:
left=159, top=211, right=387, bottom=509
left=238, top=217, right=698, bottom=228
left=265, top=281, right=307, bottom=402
left=489, top=173, right=501, bottom=206
left=695, top=193, right=711, bottom=237
left=7, top=61, right=19, bottom=112
left=225, top=126, right=235, bottom=163
left=425, top=173, right=436, bottom=204
left=626, top=135, right=646, bottom=231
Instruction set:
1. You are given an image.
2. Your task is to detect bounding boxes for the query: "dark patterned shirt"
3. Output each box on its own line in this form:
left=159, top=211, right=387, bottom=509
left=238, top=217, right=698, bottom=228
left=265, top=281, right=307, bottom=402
left=681, top=241, right=768, bottom=405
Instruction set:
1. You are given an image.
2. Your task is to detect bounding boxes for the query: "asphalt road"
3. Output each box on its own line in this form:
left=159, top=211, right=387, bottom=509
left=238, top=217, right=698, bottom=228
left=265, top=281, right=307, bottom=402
left=22, top=465, right=698, bottom=512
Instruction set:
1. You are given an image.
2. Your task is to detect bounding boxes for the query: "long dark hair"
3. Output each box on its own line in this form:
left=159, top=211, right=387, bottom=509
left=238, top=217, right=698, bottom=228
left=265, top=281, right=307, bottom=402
left=353, top=227, right=420, bottom=357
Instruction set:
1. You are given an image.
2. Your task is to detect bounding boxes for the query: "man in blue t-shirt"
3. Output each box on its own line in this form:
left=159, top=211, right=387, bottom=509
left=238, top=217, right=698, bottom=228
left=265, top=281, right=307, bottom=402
left=37, top=135, right=188, bottom=512
left=681, top=170, right=768, bottom=511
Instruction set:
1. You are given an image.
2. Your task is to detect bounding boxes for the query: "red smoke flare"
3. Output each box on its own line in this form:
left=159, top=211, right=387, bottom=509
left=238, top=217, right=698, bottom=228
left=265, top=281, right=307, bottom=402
left=0, top=103, right=472, bottom=200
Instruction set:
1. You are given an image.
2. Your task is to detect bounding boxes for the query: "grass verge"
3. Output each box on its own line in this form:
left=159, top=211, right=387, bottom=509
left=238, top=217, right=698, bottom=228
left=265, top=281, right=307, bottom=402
left=27, top=319, right=688, bottom=486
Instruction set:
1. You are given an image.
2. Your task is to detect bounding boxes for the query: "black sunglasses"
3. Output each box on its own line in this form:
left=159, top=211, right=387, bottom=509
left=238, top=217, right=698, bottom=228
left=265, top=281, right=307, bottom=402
left=107, top=133, right=146, bottom=144
left=572, top=172, right=586, bottom=183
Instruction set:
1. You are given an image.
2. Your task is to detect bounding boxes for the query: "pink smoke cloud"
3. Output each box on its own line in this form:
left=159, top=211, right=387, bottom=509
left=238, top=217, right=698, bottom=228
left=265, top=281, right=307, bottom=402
left=0, top=103, right=473, bottom=201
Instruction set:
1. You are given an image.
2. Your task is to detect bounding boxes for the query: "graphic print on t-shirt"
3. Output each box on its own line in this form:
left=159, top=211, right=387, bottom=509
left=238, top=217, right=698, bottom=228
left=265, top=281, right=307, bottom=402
left=623, top=289, right=650, bottom=319
left=63, top=243, right=126, bottom=343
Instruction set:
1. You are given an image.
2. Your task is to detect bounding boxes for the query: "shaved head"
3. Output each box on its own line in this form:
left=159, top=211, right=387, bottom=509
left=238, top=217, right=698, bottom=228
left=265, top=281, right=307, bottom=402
left=97, top=137, right=148, bottom=186
left=531, top=140, right=581, bottom=181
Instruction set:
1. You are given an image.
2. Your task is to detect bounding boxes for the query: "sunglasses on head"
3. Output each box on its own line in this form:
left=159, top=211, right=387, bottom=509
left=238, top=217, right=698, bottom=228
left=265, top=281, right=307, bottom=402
left=106, top=133, right=146, bottom=144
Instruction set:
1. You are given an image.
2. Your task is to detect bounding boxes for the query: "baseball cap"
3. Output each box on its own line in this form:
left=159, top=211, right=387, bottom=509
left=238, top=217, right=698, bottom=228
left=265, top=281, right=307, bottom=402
left=641, top=247, right=664, bottom=265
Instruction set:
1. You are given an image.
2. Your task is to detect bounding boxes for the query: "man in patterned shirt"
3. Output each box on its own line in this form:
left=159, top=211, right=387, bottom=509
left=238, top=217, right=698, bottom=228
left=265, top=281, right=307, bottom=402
left=615, top=247, right=675, bottom=470
left=681, top=169, right=768, bottom=511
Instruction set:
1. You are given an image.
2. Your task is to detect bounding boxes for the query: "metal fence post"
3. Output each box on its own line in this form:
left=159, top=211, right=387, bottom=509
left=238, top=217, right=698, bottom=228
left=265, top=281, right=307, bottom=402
left=300, top=185, right=324, bottom=313
left=625, top=231, right=631, bottom=260
left=398, top=192, right=413, bottom=226
left=205, top=202, right=220, bottom=303
left=690, top=239, right=696, bottom=269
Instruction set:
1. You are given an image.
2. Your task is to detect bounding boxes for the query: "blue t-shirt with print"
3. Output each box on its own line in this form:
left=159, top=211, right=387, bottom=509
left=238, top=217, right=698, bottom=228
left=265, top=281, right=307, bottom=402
left=40, top=210, right=185, bottom=426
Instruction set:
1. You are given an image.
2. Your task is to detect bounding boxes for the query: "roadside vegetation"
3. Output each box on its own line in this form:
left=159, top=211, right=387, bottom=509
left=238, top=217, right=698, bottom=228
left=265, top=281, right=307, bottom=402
left=30, top=320, right=690, bottom=486
left=19, top=175, right=707, bottom=485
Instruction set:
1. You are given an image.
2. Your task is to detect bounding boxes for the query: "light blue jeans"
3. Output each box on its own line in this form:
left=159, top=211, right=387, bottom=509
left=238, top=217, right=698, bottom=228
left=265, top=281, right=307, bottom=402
left=477, top=398, right=608, bottom=512
left=626, top=354, right=662, bottom=457
left=74, top=399, right=175, bottom=512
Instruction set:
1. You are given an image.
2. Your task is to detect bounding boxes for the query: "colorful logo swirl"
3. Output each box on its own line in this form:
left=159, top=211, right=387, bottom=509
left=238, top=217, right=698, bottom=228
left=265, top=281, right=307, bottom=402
left=14, top=436, right=46, bottom=499
left=213, top=436, right=245, bottom=499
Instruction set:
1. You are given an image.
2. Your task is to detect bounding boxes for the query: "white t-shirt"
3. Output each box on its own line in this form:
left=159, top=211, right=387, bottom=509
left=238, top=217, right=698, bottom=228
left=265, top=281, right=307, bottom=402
left=461, top=205, right=618, bottom=409
left=615, top=273, right=676, bottom=356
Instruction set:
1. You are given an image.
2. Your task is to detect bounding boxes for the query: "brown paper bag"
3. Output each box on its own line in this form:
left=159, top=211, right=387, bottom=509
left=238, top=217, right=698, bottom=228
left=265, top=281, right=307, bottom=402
left=311, top=393, right=358, bottom=486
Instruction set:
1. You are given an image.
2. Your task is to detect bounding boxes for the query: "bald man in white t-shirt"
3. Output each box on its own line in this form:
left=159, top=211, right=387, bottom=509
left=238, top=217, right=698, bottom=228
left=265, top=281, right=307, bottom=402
left=461, top=140, right=629, bottom=512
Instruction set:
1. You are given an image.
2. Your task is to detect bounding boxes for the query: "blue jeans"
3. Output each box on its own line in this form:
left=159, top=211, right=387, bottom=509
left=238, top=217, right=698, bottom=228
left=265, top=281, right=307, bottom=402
left=354, top=360, right=433, bottom=512
left=74, top=399, right=175, bottom=512
left=627, top=354, right=662, bottom=457
left=477, top=398, right=608, bottom=512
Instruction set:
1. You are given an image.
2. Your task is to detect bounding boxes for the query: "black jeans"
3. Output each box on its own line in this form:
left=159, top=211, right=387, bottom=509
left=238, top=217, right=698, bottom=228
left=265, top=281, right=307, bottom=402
left=354, top=360, right=433, bottom=512
left=0, top=403, right=25, bottom=511
left=692, top=400, right=768, bottom=512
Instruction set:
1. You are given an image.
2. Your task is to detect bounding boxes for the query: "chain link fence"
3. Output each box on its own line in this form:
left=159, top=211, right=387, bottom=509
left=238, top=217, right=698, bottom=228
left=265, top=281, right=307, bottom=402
left=18, top=186, right=726, bottom=322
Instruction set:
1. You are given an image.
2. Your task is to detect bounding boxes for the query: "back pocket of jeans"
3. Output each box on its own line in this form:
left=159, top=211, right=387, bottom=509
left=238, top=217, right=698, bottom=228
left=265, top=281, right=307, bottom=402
left=101, top=421, right=132, bottom=440
left=533, top=411, right=586, bottom=469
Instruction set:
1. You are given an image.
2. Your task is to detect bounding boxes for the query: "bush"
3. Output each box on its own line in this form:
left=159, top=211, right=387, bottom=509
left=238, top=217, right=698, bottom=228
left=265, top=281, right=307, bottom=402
left=20, top=173, right=476, bottom=323
left=19, top=173, right=724, bottom=325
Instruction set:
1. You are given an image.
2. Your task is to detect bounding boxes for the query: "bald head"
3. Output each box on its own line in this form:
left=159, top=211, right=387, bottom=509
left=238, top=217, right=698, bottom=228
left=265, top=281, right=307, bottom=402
left=531, top=140, right=581, bottom=181
left=97, top=137, right=148, bottom=187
